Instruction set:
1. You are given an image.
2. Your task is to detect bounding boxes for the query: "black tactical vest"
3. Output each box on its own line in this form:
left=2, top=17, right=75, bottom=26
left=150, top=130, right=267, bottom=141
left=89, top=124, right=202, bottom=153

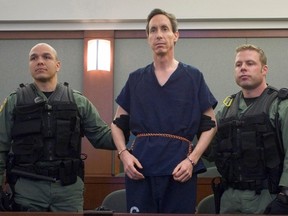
left=11, top=83, right=82, bottom=163
left=8, top=83, right=83, bottom=185
left=214, top=87, right=283, bottom=190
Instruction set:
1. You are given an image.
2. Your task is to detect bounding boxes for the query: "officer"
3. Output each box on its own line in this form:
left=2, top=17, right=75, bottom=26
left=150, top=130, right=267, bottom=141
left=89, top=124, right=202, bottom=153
left=207, top=44, right=288, bottom=214
left=0, top=43, right=115, bottom=212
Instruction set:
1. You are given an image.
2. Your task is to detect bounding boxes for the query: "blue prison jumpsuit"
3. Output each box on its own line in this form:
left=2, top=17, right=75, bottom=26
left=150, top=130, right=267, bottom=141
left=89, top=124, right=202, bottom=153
left=116, top=62, right=217, bottom=213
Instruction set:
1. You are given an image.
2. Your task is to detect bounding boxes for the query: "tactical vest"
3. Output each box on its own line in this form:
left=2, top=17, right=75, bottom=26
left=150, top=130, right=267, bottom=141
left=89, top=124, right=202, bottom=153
left=215, top=87, right=283, bottom=193
left=8, top=83, right=83, bottom=185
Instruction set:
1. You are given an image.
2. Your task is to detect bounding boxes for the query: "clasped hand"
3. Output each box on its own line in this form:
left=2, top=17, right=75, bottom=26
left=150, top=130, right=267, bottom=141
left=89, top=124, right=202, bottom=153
left=264, top=193, right=288, bottom=214
left=172, top=158, right=193, bottom=183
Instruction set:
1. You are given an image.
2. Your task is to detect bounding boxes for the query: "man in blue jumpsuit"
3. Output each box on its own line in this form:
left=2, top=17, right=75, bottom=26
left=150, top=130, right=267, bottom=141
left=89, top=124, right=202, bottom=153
left=111, top=8, right=217, bottom=213
left=0, top=43, right=115, bottom=211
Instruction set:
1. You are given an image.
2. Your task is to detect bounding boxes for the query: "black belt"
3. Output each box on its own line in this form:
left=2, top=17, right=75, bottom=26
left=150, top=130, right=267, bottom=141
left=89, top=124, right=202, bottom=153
left=36, top=167, right=60, bottom=179
left=12, top=159, right=82, bottom=185
left=228, top=180, right=268, bottom=193
left=13, top=165, right=61, bottom=180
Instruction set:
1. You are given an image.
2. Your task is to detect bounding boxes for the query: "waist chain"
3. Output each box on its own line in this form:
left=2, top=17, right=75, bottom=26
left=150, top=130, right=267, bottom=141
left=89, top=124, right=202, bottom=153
left=131, top=133, right=193, bottom=155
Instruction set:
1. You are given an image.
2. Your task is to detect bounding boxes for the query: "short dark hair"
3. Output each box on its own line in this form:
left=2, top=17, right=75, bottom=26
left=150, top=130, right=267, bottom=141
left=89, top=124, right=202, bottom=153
left=146, top=8, right=178, bottom=35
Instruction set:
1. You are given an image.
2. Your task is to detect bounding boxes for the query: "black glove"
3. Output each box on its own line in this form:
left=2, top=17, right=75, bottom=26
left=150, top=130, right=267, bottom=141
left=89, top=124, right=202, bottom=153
left=197, top=115, right=216, bottom=139
left=264, top=193, right=288, bottom=215
left=0, top=188, right=12, bottom=211
left=198, top=115, right=216, bottom=132
left=113, top=115, right=130, bottom=144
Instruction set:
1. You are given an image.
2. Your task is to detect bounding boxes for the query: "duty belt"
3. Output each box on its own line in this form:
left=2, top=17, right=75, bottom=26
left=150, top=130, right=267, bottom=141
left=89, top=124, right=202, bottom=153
left=12, top=165, right=61, bottom=181
left=227, top=179, right=269, bottom=194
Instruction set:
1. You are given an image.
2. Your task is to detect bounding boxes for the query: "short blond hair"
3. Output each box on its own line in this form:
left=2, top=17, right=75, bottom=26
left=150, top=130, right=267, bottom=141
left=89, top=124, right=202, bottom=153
left=236, top=44, right=267, bottom=66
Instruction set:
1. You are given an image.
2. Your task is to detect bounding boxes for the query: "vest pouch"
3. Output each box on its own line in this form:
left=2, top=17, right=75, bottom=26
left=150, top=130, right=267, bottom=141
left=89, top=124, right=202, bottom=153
left=11, top=119, right=42, bottom=137
left=78, top=159, right=85, bottom=181
left=69, top=116, right=82, bottom=156
left=12, top=135, right=44, bottom=164
left=267, top=166, right=282, bottom=194
left=215, top=154, right=232, bottom=181
left=13, top=101, right=45, bottom=118
left=55, top=119, right=72, bottom=157
left=214, top=137, right=234, bottom=180
left=217, top=136, right=233, bottom=152
left=54, top=103, right=80, bottom=158
left=12, top=103, right=45, bottom=164
left=263, top=132, right=281, bottom=168
left=241, top=131, right=266, bottom=180
left=12, top=103, right=43, bottom=137
left=59, top=160, right=79, bottom=186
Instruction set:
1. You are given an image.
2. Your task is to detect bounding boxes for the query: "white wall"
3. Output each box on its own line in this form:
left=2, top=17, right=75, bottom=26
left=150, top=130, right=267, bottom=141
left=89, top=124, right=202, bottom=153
left=1, top=0, right=288, bottom=30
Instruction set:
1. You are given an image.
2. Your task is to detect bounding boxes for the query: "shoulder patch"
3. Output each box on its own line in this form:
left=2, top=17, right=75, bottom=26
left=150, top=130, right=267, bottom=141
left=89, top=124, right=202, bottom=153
left=0, top=97, right=8, bottom=113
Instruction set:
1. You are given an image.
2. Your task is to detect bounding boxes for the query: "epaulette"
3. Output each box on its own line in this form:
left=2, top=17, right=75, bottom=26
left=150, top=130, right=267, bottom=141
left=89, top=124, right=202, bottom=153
left=9, top=91, right=17, bottom=97
left=278, top=88, right=288, bottom=100
left=72, top=89, right=82, bottom=95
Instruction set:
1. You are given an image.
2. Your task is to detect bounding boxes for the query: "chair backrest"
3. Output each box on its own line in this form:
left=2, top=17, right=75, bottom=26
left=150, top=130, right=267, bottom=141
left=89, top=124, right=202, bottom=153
left=100, top=189, right=127, bottom=213
left=196, top=194, right=215, bottom=214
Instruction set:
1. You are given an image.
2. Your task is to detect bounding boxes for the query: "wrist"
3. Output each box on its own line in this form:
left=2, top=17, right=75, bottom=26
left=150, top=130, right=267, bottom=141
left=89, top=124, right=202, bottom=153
left=186, top=156, right=195, bottom=167
left=117, top=148, right=128, bottom=159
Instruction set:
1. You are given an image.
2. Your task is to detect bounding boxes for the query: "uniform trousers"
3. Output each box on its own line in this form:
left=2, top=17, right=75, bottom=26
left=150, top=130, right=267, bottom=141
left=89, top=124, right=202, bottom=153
left=220, top=188, right=276, bottom=214
left=13, top=176, right=84, bottom=212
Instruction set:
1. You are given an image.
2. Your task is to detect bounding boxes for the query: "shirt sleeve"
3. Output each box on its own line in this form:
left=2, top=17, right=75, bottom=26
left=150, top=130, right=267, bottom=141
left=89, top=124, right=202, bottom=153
left=272, top=98, right=288, bottom=187
left=198, top=72, right=218, bottom=111
left=73, top=91, right=116, bottom=150
left=0, top=93, right=16, bottom=185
